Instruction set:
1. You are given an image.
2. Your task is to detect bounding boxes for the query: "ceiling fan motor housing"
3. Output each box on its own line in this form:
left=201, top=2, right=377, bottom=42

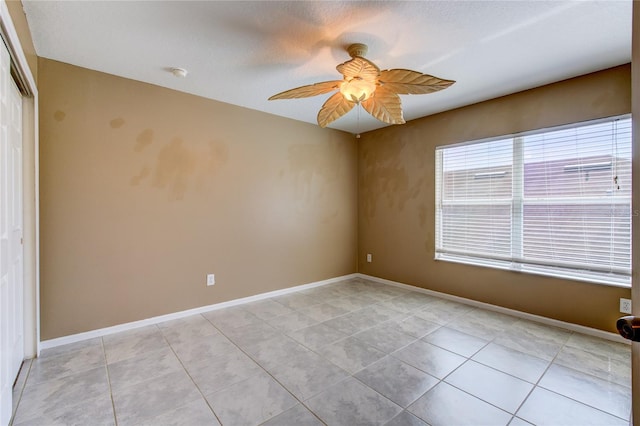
left=347, top=43, right=368, bottom=58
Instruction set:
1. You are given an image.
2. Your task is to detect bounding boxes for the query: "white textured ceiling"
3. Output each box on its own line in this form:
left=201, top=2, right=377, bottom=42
left=22, top=1, right=632, bottom=134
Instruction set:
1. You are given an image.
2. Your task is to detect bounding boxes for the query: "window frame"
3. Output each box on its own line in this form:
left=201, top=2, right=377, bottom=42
left=434, top=115, right=632, bottom=288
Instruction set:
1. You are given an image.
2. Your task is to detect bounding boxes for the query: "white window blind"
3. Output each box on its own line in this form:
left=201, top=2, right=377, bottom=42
left=435, top=116, right=632, bottom=287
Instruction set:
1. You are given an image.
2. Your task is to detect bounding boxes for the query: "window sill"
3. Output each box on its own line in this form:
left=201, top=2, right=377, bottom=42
left=434, top=254, right=631, bottom=289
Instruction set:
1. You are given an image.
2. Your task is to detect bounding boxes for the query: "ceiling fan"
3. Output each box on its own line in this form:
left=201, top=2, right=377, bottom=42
left=268, top=43, right=455, bottom=128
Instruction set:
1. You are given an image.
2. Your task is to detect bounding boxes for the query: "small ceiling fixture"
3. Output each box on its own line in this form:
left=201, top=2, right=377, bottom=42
left=170, top=67, right=188, bottom=78
left=269, top=43, right=455, bottom=128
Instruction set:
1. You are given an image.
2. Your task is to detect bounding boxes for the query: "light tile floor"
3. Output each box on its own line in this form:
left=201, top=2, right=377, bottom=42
left=10, top=278, right=632, bottom=426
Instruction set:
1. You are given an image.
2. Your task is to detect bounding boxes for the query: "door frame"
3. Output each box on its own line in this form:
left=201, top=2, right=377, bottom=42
left=0, top=1, right=40, bottom=360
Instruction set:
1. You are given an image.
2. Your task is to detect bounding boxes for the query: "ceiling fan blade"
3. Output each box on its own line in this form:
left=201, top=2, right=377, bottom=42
left=268, top=80, right=342, bottom=100
left=379, top=69, right=455, bottom=94
left=317, top=92, right=356, bottom=127
left=336, top=57, right=380, bottom=81
left=361, top=87, right=405, bottom=125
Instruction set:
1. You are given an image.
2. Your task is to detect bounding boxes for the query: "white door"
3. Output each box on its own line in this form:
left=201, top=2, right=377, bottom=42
left=0, top=38, right=24, bottom=426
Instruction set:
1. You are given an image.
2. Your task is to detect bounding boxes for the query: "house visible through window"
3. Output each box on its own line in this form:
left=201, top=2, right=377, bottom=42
left=435, top=116, right=632, bottom=287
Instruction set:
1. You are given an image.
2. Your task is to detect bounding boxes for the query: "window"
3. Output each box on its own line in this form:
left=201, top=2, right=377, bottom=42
left=435, top=116, right=632, bottom=287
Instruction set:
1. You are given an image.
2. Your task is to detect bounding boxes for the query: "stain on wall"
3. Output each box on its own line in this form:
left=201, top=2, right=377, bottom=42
left=288, top=140, right=337, bottom=195
left=38, top=58, right=357, bottom=339
left=135, top=129, right=153, bottom=152
left=417, top=203, right=427, bottom=228
left=287, top=138, right=349, bottom=222
left=130, top=166, right=150, bottom=186
left=152, top=137, right=194, bottom=200
left=53, top=110, right=65, bottom=122
left=360, top=137, right=428, bottom=220
left=110, top=118, right=125, bottom=128
left=207, top=140, right=229, bottom=173
left=197, top=140, right=229, bottom=192
left=130, top=130, right=229, bottom=199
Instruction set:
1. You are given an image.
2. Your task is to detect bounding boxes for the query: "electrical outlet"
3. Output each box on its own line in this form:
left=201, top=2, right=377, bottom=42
left=207, top=274, right=215, bottom=286
left=620, top=298, right=632, bottom=314
left=366, top=253, right=372, bottom=263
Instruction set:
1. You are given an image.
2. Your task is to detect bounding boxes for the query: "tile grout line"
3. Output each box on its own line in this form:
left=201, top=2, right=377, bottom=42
left=414, top=311, right=582, bottom=423
left=253, top=289, right=400, bottom=415
left=200, top=312, right=330, bottom=425
left=492, top=319, right=544, bottom=424
left=551, top=336, right=632, bottom=388
left=518, top=330, right=632, bottom=423
left=285, top=284, right=495, bottom=423
left=101, top=336, right=119, bottom=426
left=351, top=299, right=477, bottom=423
left=430, top=311, right=632, bottom=424
left=511, top=329, right=576, bottom=420
left=8, top=358, right=33, bottom=426
left=421, top=321, right=515, bottom=424
left=159, top=317, right=225, bottom=426
left=264, top=298, right=422, bottom=419
left=270, top=287, right=460, bottom=423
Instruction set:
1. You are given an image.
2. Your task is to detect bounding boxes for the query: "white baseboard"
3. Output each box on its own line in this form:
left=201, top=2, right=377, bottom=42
left=358, top=273, right=629, bottom=345
left=40, top=271, right=628, bottom=350
left=40, top=273, right=358, bottom=350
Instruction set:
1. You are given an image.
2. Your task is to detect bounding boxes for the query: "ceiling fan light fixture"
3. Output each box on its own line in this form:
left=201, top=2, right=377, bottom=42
left=268, top=43, right=455, bottom=128
left=339, top=78, right=376, bottom=103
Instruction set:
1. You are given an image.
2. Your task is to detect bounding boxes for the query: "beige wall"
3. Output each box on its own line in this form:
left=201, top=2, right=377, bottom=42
left=358, top=65, right=632, bottom=333
left=38, top=58, right=358, bottom=340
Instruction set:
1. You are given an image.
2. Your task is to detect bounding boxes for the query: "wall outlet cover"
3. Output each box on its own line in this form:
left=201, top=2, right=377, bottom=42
left=620, top=298, right=632, bottom=314
left=207, top=274, right=215, bottom=286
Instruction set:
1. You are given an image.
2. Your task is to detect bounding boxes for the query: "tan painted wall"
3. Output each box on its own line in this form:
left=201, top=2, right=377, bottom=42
left=4, top=0, right=37, bottom=83
left=39, top=58, right=357, bottom=340
left=358, top=65, right=632, bottom=333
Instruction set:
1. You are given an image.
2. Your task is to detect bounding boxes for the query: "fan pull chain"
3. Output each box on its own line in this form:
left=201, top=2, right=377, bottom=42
left=356, top=104, right=361, bottom=139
